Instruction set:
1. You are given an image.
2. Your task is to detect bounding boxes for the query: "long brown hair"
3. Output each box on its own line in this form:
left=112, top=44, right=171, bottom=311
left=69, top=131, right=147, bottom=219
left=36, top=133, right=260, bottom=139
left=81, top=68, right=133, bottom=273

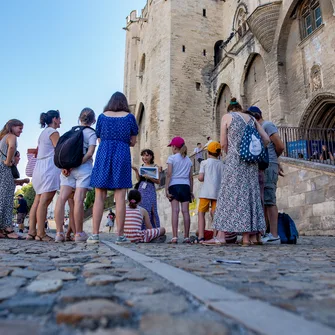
left=104, top=92, right=130, bottom=113
left=79, top=108, right=96, bottom=125
left=0, top=119, right=24, bottom=140
left=40, top=110, right=60, bottom=128
left=179, top=144, right=188, bottom=158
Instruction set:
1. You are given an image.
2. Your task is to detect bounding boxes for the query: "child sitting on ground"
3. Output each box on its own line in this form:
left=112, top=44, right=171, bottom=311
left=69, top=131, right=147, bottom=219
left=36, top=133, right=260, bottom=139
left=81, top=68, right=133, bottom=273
left=196, top=141, right=225, bottom=244
left=124, top=190, right=166, bottom=243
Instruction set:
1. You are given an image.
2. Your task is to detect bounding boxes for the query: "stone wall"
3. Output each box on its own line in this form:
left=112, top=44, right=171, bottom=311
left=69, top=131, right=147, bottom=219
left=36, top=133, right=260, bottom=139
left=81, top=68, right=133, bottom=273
left=156, top=159, right=335, bottom=236
left=277, top=158, right=335, bottom=236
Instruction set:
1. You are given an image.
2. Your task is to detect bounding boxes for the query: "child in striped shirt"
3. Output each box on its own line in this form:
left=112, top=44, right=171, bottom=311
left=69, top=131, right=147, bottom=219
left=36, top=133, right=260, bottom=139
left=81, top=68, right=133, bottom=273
left=124, top=190, right=166, bottom=243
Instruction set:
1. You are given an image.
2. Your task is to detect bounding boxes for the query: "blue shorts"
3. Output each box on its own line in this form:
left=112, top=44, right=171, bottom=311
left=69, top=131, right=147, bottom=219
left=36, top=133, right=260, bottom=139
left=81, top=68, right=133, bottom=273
left=168, top=184, right=191, bottom=203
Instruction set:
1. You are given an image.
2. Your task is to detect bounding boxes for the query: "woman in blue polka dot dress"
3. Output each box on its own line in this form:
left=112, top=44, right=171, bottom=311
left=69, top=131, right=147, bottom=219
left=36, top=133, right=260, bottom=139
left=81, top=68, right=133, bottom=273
left=87, top=92, right=138, bottom=244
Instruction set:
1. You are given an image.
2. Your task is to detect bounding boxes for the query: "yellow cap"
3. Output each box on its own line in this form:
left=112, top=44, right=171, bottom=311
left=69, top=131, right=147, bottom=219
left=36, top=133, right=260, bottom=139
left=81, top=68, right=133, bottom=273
left=207, top=141, right=221, bottom=154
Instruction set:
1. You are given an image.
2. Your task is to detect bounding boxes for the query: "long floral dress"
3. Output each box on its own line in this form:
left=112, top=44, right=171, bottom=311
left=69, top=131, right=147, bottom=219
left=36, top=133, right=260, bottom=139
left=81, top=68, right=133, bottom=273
left=213, top=112, right=266, bottom=233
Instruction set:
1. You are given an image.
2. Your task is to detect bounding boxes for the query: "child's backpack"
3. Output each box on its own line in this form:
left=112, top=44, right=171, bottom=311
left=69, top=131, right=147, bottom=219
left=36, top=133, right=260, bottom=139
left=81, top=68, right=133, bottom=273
left=239, top=117, right=266, bottom=163
left=54, top=126, right=94, bottom=169
left=278, top=213, right=299, bottom=244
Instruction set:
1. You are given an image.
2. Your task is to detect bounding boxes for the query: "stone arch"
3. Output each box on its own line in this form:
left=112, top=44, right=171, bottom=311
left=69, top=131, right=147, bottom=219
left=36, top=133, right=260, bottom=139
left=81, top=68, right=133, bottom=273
left=214, top=40, right=223, bottom=67
left=242, top=53, right=269, bottom=119
left=299, top=93, right=335, bottom=129
left=215, top=83, right=232, bottom=136
left=233, top=3, right=248, bottom=39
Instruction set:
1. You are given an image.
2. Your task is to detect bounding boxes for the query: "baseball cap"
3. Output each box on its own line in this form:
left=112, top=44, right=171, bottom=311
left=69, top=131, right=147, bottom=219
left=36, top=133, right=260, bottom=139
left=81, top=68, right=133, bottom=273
left=207, top=141, right=221, bottom=154
left=167, top=137, right=185, bottom=148
left=247, top=106, right=262, bottom=116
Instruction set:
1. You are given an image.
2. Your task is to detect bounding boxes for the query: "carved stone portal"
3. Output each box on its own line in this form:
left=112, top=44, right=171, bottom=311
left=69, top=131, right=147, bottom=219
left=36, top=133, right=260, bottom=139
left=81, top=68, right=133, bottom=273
left=311, top=65, right=322, bottom=92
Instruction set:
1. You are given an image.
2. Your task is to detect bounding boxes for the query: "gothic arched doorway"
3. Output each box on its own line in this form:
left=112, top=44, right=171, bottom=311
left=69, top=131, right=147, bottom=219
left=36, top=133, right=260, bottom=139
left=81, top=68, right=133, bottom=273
left=215, top=84, right=231, bottom=137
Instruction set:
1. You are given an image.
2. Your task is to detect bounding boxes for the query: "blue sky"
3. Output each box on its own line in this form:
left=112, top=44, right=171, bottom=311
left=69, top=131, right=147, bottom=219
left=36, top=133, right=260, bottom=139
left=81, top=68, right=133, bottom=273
left=0, top=0, right=144, bottom=176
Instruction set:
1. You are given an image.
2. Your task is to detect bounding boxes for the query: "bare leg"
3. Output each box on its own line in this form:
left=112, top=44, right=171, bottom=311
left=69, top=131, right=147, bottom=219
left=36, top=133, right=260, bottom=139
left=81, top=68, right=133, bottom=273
left=28, top=195, right=40, bottom=236
left=198, top=211, right=206, bottom=239
left=181, top=201, right=190, bottom=238
left=92, top=188, right=107, bottom=235
left=114, top=189, right=126, bottom=236
left=266, top=205, right=279, bottom=237
left=66, top=197, right=75, bottom=237
left=55, top=186, right=73, bottom=233
left=171, top=200, right=180, bottom=238
left=73, top=188, right=87, bottom=234
left=36, top=191, right=56, bottom=237
left=242, top=232, right=250, bottom=244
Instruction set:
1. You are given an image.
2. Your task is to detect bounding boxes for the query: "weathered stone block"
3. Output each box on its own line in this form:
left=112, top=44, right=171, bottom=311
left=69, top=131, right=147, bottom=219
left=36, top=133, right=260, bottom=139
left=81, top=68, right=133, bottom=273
left=305, top=190, right=325, bottom=205
left=288, top=194, right=306, bottom=207
left=313, top=201, right=335, bottom=216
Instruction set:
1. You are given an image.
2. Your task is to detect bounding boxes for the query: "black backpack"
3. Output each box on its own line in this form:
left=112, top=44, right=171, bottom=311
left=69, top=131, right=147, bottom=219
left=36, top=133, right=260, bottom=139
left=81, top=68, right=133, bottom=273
left=54, top=126, right=94, bottom=169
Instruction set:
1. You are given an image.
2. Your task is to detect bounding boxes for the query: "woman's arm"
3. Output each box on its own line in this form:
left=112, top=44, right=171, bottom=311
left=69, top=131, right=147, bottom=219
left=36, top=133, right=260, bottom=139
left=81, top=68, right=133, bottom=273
left=50, top=132, right=60, bottom=147
left=4, top=134, right=16, bottom=166
left=142, top=208, right=153, bottom=229
left=132, top=166, right=141, bottom=182
left=220, top=114, right=231, bottom=154
left=130, top=135, right=137, bottom=147
left=82, top=145, right=96, bottom=164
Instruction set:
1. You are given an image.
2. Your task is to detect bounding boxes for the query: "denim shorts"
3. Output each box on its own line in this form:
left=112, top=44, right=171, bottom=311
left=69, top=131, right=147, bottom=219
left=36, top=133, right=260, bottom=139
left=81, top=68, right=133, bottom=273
left=168, top=184, right=191, bottom=203
left=264, top=163, right=278, bottom=206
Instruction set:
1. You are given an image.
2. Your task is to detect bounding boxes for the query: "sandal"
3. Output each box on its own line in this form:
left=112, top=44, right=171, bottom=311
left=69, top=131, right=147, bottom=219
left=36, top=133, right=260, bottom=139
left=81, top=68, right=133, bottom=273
left=241, top=241, right=251, bottom=247
left=66, top=235, right=75, bottom=242
left=168, top=237, right=178, bottom=244
left=182, top=237, right=191, bottom=244
left=26, top=233, right=36, bottom=241
left=35, top=234, right=54, bottom=242
left=190, top=237, right=205, bottom=244
left=2, top=230, right=25, bottom=240
left=202, top=237, right=226, bottom=246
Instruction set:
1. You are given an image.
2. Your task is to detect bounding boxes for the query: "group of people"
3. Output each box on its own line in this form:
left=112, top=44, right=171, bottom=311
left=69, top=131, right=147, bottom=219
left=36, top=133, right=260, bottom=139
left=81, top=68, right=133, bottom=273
left=0, top=91, right=284, bottom=246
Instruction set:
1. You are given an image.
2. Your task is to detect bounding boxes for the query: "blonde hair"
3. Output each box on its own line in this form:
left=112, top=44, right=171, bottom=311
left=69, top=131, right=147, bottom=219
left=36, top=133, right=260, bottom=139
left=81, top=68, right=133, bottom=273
left=0, top=119, right=23, bottom=140
left=179, top=144, right=188, bottom=158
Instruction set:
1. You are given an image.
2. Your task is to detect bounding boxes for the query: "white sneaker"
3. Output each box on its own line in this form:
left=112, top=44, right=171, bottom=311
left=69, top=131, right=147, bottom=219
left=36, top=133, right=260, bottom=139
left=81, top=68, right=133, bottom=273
left=261, top=233, right=281, bottom=244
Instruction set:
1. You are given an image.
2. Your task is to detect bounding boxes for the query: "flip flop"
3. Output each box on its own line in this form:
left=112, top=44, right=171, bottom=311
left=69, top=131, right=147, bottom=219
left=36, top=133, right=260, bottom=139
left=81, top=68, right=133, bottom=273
left=202, top=237, right=226, bottom=246
left=26, top=233, right=36, bottom=240
left=167, top=237, right=178, bottom=244
left=35, top=234, right=54, bottom=242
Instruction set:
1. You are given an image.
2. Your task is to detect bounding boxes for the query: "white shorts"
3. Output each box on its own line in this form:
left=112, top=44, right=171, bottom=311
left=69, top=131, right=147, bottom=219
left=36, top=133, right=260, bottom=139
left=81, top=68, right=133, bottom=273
left=60, top=161, right=93, bottom=189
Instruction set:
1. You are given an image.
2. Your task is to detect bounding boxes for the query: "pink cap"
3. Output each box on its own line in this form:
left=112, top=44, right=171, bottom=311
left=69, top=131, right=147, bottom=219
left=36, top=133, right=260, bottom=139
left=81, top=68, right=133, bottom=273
left=167, top=137, right=185, bottom=148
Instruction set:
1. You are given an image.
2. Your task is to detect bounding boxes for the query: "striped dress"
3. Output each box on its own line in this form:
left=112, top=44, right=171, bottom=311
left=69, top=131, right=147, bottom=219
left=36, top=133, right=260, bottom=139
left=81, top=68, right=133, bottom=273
left=124, top=206, right=160, bottom=243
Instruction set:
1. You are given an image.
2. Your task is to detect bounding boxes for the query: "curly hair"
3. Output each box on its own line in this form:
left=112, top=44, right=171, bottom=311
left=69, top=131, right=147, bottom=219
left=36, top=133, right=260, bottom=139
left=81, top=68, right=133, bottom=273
left=141, top=149, right=155, bottom=164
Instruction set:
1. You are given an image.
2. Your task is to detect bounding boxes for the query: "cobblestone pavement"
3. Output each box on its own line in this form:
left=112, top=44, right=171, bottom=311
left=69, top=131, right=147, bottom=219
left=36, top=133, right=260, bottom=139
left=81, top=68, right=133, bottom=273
left=106, top=235, right=335, bottom=330
left=0, top=239, right=257, bottom=335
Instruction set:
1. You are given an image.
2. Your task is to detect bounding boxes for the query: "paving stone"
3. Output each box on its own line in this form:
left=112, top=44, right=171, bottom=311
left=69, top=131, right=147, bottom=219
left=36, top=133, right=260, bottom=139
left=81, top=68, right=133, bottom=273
left=0, top=288, right=18, bottom=301
left=0, top=320, right=40, bottom=335
left=37, top=270, right=76, bottom=281
left=83, top=263, right=114, bottom=270
left=11, top=268, right=40, bottom=279
left=127, top=293, right=189, bottom=314
left=58, top=266, right=80, bottom=273
left=59, top=285, right=118, bottom=303
left=27, top=279, right=63, bottom=293
left=115, top=281, right=163, bottom=295
left=123, top=273, right=146, bottom=281
left=1, top=296, right=55, bottom=315
left=140, top=314, right=228, bottom=335
left=84, top=329, right=139, bottom=335
left=56, top=299, right=130, bottom=325
left=86, top=275, right=124, bottom=286
left=0, top=276, right=27, bottom=288
left=0, top=269, right=11, bottom=277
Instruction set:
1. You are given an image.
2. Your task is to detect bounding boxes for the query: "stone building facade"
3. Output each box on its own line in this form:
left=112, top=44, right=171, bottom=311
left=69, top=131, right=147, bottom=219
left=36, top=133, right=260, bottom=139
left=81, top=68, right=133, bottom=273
left=124, top=0, right=335, bottom=165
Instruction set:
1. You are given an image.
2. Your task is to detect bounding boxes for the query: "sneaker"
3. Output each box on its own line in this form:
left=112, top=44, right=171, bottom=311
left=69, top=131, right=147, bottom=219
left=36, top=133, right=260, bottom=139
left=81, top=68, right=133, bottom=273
left=55, top=232, right=65, bottom=243
left=87, top=234, right=100, bottom=244
left=115, top=235, right=131, bottom=244
left=261, top=233, right=281, bottom=245
left=74, top=232, right=88, bottom=243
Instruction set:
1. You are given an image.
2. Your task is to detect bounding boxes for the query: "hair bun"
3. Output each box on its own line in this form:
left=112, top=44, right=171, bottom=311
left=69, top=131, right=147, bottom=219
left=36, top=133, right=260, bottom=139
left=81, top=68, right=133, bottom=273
left=230, top=97, right=237, bottom=103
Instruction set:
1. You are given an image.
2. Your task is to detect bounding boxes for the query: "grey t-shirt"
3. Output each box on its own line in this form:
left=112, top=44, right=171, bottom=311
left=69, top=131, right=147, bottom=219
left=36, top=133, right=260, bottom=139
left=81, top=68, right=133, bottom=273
left=262, top=121, right=278, bottom=164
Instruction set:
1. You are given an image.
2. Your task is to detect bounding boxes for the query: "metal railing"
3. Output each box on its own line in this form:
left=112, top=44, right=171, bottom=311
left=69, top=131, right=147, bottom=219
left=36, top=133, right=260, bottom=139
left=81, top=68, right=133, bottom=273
left=278, top=127, right=335, bottom=165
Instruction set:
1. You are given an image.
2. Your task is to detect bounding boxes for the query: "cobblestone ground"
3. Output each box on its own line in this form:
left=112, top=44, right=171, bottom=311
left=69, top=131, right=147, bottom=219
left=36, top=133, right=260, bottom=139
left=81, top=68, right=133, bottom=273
left=0, top=239, right=257, bottom=335
left=107, top=235, right=335, bottom=330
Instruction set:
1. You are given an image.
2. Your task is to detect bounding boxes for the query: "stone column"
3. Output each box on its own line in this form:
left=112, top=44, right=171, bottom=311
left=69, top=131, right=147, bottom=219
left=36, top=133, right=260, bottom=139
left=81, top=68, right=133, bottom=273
left=331, top=0, right=335, bottom=16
